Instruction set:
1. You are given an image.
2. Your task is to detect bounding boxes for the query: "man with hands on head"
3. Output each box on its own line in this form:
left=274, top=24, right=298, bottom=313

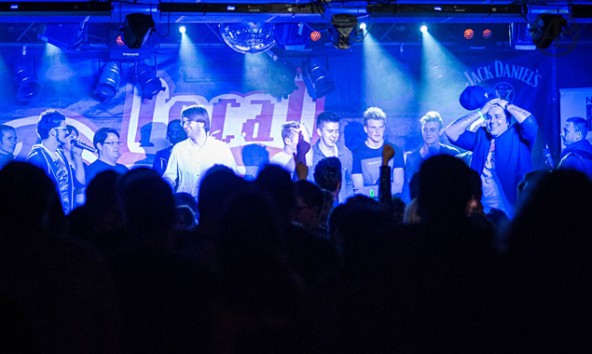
left=445, top=98, right=538, bottom=219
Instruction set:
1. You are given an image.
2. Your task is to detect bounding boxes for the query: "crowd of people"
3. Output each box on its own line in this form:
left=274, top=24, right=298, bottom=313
left=1, top=92, right=592, bottom=352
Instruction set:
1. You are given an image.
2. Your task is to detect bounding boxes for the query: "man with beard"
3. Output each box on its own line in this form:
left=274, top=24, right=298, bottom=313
left=445, top=98, right=537, bottom=218
left=27, top=109, right=86, bottom=214
left=86, top=127, right=128, bottom=185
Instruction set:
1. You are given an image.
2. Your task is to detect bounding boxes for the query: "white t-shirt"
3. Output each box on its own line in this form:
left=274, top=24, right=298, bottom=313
left=270, top=151, right=295, bottom=174
left=163, top=137, right=236, bottom=199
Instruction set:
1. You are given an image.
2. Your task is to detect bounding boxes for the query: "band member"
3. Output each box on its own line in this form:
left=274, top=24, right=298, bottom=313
left=445, top=98, right=537, bottom=218
left=153, top=119, right=187, bottom=176
left=163, top=105, right=236, bottom=199
left=352, top=106, right=404, bottom=198
left=0, top=125, right=17, bottom=170
left=557, top=116, right=592, bottom=179
left=86, top=127, right=128, bottom=185
left=309, top=112, right=354, bottom=203
left=27, top=109, right=85, bottom=214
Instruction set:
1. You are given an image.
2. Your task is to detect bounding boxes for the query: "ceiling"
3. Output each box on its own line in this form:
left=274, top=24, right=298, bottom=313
left=0, top=1, right=590, bottom=49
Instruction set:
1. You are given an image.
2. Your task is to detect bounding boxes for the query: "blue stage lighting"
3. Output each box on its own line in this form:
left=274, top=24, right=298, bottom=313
left=136, top=63, right=164, bottom=99
left=14, top=65, right=41, bottom=102
left=95, top=61, right=121, bottom=100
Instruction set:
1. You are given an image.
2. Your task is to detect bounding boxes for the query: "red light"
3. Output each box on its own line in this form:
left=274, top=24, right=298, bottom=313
left=482, top=28, right=492, bottom=39
left=464, top=28, right=474, bottom=40
left=115, top=34, right=125, bottom=47
left=309, top=30, right=322, bottom=42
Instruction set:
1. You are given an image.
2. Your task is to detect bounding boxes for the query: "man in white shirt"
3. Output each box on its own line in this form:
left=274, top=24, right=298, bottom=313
left=163, top=105, right=236, bottom=199
left=270, top=121, right=301, bottom=174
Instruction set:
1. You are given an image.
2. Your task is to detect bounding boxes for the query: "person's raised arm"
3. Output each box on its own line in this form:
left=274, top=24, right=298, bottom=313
left=293, top=130, right=311, bottom=181
left=499, top=99, right=532, bottom=124
left=379, top=144, right=395, bottom=205
left=71, top=144, right=86, bottom=186
left=444, top=103, right=490, bottom=142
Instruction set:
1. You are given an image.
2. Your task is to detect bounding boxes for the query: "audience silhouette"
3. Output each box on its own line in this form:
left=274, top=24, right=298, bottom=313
left=1, top=157, right=591, bottom=353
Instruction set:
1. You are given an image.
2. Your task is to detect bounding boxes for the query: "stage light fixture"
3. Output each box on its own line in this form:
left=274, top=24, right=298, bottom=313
left=482, top=28, right=492, bottom=39
left=179, top=25, right=186, bottom=34
left=38, top=21, right=87, bottom=50
left=464, top=28, right=474, bottom=40
left=219, top=22, right=276, bottom=54
left=95, top=61, right=121, bottom=100
left=136, top=63, right=164, bottom=99
left=310, top=30, right=322, bottom=42
left=331, top=14, right=358, bottom=49
left=123, top=13, right=155, bottom=49
left=531, top=14, right=567, bottom=49
left=420, top=25, right=428, bottom=33
left=303, top=58, right=335, bottom=100
left=14, top=64, right=41, bottom=103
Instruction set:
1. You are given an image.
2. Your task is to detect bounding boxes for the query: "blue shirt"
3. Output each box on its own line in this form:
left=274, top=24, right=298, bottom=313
left=454, top=115, right=538, bottom=209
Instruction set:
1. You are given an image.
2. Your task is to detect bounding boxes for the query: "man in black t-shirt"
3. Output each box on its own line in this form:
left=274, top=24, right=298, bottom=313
left=352, top=107, right=404, bottom=197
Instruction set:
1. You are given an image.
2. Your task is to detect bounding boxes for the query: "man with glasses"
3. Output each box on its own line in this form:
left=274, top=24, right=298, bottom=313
left=27, top=109, right=86, bottom=214
left=163, top=105, right=236, bottom=199
left=86, top=127, right=128, bottom=185
left=352, top=106, right=404, bottom=198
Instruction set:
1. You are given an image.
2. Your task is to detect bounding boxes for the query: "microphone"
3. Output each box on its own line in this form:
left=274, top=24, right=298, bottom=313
left=73, top=139, right=97, bottom=153
left=543, top=144, right=554, bottom=169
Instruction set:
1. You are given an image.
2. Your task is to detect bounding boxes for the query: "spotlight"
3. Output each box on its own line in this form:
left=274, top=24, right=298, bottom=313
left=179, top=25, right=186, bottom=34
left=331, top=14, right=358, bottom=49
left=123, top=13, right=155, bottom=49
left=136, top=63, right=164, bottom=99
left=95, top=61, right=121, bottom=100
left=482, top=28, right=492, bottom=39
left=531, top=14, right=566, bottom=49
left=309, top=30, right=322, bottom=42
left=420, top=25, right=428, bottom=33
left=464, top=28, right=475, bottom=40
left=14, top=65, right=41, bottom=103
left=39, top=21, right=87, bottom=50
left=219, top=22, right=276, bottom=54
left=303, top=58, right=335, bottom=100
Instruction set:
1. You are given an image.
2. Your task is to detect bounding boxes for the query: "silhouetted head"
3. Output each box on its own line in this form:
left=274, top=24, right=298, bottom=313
left=255, top=164, right=294, bottom=223
left=0, top=161, right=63, bottom=234
left=117, top=167, right=176, bottom=237
left=417, top=154, right=472, bottom=223
left=198, top=165, right=248, bottom=232
left=313, top=156, right=342, bottom=194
